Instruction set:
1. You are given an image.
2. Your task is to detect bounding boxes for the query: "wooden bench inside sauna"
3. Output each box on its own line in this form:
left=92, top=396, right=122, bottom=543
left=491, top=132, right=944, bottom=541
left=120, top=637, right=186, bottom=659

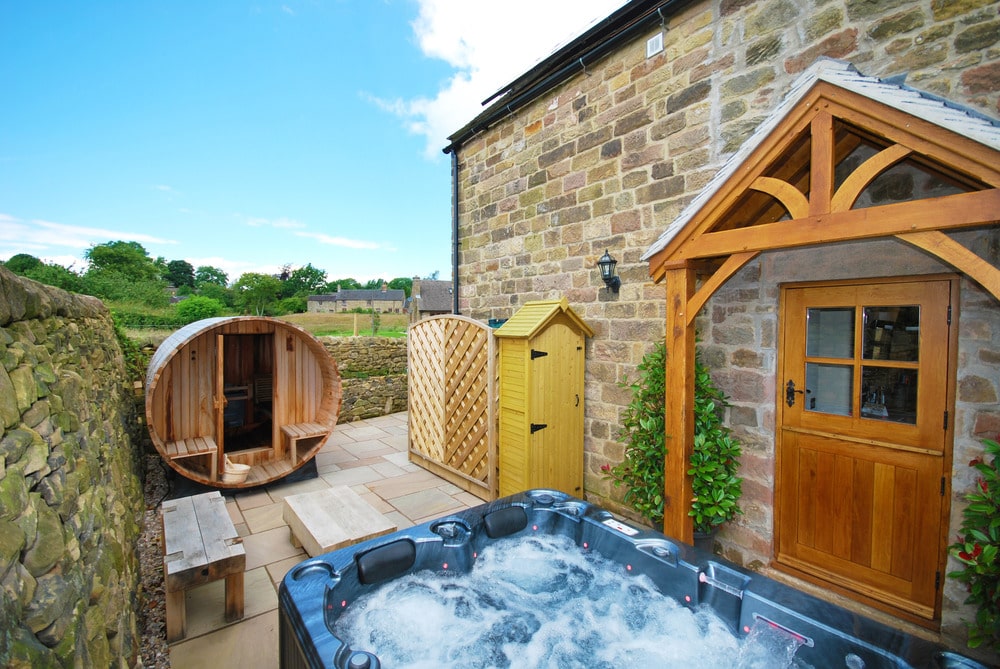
left=145, top=317, right=342, bottom=489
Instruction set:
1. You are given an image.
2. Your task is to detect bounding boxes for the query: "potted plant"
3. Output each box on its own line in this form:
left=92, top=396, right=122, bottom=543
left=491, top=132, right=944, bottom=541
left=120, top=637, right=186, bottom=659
left=948, top=438, right=1000, bottom=651
left=603, top=341, right=743, bottom=550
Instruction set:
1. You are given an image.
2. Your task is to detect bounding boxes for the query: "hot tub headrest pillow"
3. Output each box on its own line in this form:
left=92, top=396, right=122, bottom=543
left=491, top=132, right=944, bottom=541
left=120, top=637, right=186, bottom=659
left=483, top=505, right=528, bottom=539
left=357, top=539, right=417, bottom=585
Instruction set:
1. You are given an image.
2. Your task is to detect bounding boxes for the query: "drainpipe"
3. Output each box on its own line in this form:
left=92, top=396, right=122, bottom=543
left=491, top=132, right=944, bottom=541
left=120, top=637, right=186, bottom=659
left=450, top=149, right=460, bottom=315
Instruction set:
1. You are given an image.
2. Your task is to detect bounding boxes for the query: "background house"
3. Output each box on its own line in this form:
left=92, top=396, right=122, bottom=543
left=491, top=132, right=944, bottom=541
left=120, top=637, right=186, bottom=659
left=408, top=279, right=454, bottom=323
left=443, top=0, right=999, bottom=657
left=308, top=283, right=406, bottom=313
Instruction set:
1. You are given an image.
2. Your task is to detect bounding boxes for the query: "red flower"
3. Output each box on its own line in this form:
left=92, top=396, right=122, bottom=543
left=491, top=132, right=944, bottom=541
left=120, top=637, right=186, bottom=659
left=959, top=543, right=984, bottom=561
left=970, top=456, right=984, bottom=467
left=600, top=464, right=610, bottom=473
left=978, top=478, right=988, bottom=494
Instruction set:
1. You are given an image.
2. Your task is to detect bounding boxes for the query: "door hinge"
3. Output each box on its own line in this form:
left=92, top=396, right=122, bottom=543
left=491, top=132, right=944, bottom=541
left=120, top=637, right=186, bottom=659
left=947, top=305, right=952, bottom=325
left=935, top=571, right=941, bottom=590
left=530, top=349, right=548, bottom=360
left=530, top=423, right=548, bottom=434
left=940, top=476, right=946, bottom=497
left=943, top=410, right=949, bottom=431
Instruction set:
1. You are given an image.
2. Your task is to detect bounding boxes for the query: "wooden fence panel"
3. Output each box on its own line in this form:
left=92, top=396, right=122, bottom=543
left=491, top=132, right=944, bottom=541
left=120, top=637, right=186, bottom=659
left=408, top=315, right=496, bottom=500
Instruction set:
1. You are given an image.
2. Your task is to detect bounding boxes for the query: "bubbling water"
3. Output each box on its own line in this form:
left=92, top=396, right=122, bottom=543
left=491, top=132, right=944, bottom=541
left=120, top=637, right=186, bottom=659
left=334, top=534, right=804, bottom=669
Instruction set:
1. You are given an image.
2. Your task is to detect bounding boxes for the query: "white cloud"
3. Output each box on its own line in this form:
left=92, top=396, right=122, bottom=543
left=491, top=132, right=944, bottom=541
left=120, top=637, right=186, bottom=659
left=376, top=0, right=627, bottom=157
left=294, top=230, right=383, bottom=250
left=0, top=214, right=176, bottom=250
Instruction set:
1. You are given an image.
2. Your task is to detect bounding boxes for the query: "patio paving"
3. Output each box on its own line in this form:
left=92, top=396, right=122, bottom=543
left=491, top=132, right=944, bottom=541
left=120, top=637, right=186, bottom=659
left=166, top=411, right=481, bottom=668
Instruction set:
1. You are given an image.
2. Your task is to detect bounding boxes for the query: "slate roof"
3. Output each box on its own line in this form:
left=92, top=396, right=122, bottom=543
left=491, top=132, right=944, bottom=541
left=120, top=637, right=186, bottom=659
left=411, top=280, right=453, bottom=313
left=641, top=58, right=1000, bottom=262
left=444, top=0, right=691, bottom=153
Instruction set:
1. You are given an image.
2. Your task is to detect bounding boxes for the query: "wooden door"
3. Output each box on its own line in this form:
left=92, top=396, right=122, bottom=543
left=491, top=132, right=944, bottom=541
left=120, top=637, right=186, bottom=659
left=528, top=322, right=585, bottom=496
left=776, top=277, right=955, bottom=623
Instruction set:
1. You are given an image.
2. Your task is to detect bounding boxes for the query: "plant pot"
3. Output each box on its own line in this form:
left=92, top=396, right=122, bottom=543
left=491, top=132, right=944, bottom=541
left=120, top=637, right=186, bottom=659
left=693, top=528, right=718, bottom=554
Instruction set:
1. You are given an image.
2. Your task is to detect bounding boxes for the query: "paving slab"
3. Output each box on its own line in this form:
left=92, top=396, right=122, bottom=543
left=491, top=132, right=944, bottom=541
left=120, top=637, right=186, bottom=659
left=170, top=611, right=278, bottom=669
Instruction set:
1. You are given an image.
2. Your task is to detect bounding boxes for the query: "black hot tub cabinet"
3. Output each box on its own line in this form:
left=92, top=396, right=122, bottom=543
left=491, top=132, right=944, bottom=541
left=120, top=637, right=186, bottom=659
left=278, top=490, right=985, bottom=669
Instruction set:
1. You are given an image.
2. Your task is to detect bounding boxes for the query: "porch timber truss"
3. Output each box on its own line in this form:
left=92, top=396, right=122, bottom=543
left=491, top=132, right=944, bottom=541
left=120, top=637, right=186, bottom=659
left=645, top=78, right=1000, bottom=543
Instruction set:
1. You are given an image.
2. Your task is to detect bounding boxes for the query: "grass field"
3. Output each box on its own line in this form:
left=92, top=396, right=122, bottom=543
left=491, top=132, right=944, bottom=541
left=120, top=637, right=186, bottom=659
left=281, top=311, right=409, bottom=337
left=124, top=311, right=410, bottom=346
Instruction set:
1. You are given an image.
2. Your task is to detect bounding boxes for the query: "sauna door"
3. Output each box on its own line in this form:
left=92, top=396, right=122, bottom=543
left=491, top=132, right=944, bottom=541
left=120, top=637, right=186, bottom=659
left=775, top=278, right=955, bottom=623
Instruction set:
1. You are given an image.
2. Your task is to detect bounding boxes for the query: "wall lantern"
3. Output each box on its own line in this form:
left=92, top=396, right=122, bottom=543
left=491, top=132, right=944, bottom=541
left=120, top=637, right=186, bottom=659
left=597, top=249, right=620, bottom=293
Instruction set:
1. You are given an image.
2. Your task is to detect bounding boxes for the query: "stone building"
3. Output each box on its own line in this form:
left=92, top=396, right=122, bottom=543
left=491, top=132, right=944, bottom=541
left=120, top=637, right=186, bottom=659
left=442, top=0, right=1000, bottom=656
left=307, top=283, right=406, bottom=313
left=408, top=279, right=454, bottom=322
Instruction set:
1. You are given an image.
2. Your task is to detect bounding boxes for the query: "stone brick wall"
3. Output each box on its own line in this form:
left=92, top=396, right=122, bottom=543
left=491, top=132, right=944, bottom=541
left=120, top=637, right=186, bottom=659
left=321, top=336, right=407, bottom=376
left=321, top=337, right=408, bottom=421
left=455, top=0, right=999, bottom=501
left=0, top=267, right=144, bottom=668
left=451, top=0, right=999, bottom=654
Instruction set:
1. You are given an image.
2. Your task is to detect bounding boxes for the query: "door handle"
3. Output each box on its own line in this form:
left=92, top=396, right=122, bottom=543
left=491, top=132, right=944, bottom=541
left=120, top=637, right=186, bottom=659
left=785, top=380, right=809, bottom=407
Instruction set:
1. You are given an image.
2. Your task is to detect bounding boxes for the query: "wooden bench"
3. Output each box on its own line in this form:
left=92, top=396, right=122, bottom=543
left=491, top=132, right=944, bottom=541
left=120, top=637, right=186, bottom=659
left=283, top=486, right=397, bottom=558
left=164, top=436, right=219, bottom=480
left=162, top=491, right=245, bottom=642
left=280, top=422, right=329, bottom=463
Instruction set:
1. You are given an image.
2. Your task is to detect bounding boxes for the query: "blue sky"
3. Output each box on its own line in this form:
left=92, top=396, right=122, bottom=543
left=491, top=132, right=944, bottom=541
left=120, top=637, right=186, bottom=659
left=0, top=0, right=624, bottom=285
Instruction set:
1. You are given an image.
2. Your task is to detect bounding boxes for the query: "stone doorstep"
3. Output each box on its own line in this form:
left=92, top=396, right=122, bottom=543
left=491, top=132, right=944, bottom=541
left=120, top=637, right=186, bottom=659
left=282, top=485, right=397, bottom=558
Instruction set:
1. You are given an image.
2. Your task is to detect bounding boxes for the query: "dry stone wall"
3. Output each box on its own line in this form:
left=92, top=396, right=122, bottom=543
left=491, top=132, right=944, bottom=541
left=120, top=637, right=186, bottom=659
left=321, top=337, right=408, bottom=421
left=0, top=267, right=144, bottom=668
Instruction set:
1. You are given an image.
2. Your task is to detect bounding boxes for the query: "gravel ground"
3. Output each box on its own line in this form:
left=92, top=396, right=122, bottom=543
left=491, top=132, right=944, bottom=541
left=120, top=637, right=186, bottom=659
left=138, top=453, right=171, bottom=669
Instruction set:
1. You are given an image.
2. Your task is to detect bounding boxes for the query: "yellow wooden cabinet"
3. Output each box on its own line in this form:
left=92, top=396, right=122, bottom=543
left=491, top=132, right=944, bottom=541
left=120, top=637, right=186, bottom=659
left=494, top=297, right=593, bottom=497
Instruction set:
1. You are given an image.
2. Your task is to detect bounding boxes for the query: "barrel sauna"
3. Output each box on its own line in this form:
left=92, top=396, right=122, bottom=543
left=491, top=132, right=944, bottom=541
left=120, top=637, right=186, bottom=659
left=145, top=317, right=342, bottom=488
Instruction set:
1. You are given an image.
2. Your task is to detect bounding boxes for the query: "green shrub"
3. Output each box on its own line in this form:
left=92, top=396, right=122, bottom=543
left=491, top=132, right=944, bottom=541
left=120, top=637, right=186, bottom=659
left=275, top=296, right=307, bottom=315
left=175, top=296, right=224, bottom=324
left=949, top=438, right=1000, bottom=650
left=604, top=341, right=667, bottom=523
left=604, top=341, right=743, bottom=532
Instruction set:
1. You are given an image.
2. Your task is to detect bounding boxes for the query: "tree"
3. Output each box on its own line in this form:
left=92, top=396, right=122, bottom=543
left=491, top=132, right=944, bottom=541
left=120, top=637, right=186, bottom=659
left=4, top=253, right=43, bottom=274
left=165, top=260, right=195, bottom=288
left=198, top=282, right=233, bottom=307
left=27, top=263, right=84, bottom=293
left=84, top=241, right=160, bottom=281
left=232, top=272, right=282, bottom=316
left=388, top=277, right=413, bottom=298
left=284, top=264, right=328, bottom=298
left=4, top=254, right=83, bottom=293
left=81, top=240, right=168, bottom=306
left=327, top=278, right=361, bottom=291
left=195, top=265, right=228, bottom=288
left=424, top=270, right=440, bottom=280
left=363, top=278, right=383, bottom=290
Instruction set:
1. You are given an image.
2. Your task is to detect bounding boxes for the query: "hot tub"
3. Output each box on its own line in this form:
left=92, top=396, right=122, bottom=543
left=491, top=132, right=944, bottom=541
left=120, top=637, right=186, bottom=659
left=278, top=490, right=984, bottom=669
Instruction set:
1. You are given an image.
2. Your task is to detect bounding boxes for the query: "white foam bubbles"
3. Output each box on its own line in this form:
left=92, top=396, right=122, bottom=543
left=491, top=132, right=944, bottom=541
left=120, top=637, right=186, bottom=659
left=334, top=534, right=802, bottom=669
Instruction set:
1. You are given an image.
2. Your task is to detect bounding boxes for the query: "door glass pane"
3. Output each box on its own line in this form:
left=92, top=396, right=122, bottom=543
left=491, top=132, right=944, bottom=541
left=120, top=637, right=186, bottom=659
left=861, top=367, right=918, bottom=424
left=806, top=308, right=854, bottom=358
left=863, top=306, right=919, bottom=362
left=805, top=363, right=853, bottom=416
